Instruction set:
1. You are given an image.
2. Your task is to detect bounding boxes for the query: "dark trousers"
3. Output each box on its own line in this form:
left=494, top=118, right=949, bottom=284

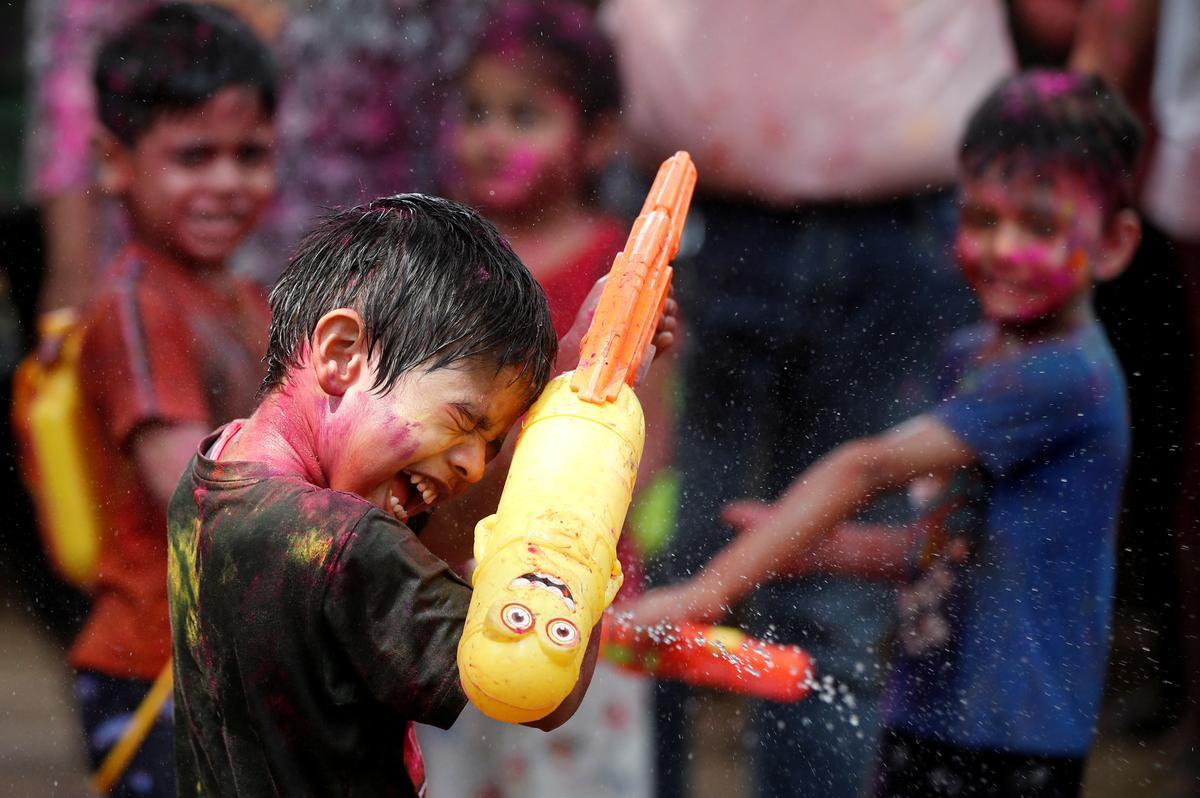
left=75, top=670, right=175, bottom=798
left=874, top=728, right=1084, bottom=798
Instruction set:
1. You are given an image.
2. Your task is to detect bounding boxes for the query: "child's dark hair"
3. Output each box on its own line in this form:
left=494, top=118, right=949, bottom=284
left=94, top=2, right=277, bottom=146
left=263, top=194, right=557, bottom=403
left=473, top=0, right=620, bottom=123
left=961, top=70, right=1143, bottom=214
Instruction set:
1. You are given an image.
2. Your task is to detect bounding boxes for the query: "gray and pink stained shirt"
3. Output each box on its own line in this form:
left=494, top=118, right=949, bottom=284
left=167, top=424, right=471, bottom=797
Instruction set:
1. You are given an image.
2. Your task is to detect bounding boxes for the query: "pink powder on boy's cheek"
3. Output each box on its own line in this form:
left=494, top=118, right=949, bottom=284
left=956, top=225, right=1087, bottom=322
left=385, top=420, right=421, bottom=462
left=1004, top=245, right=1087, bottom=321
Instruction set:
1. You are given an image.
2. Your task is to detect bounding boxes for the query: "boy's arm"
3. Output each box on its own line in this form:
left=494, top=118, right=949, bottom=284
left=723, top=502, right=951, bottom=581
left=521, top=619, right=603, bottom=731
left=131, top=422, right=210, bottom=508
left=773, top=521, right=924, bottom=582
left=627, top=415, right=976, bottom=626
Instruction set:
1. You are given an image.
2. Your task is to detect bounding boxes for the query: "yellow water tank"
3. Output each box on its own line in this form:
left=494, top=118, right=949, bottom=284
left=12, top=310, right=104, bottom=588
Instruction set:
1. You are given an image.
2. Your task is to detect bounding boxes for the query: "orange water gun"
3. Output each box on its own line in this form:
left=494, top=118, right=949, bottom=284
left=570, top=152, right=696, bottom=401
left=600, top=618, right=813, bottom=703
left=457, top=153, right=697, bottom=723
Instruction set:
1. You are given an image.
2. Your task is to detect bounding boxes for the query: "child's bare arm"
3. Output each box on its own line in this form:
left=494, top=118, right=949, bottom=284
left=131, top=421, right=209, bottom=508
left=626, top=415, right=976, bottom=626
left=520, top=619, right=603, bottom=731
left=723, top=499, right=957, bottom=581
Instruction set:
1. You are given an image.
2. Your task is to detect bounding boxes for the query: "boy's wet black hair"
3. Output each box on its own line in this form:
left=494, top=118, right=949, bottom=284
left=94, top=2, right=277, bottom=146
left=960, top=70, right=1143, bottom=215
left=262, top=194, right=557, bottom=403
left=472, top=0, right=621, bottom=123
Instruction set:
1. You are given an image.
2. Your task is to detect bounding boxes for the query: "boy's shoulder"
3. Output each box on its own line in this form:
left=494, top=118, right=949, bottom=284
left=1013, top=321, right=1124, bottom=396
left=945, top=319, right=1122, bottom=393
left=180, top=454, right=414, bottom=572
left=86, top=242, right=258, bottom=315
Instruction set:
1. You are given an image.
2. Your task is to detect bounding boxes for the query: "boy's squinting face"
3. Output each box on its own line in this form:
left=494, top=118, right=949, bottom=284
left=451, top=53, right=588, bottom=214
left=115, top=86, right=275, bottom=268
left=956, top=165, right=1106, bottom=326
left=324, top=363, right=532, bottom=522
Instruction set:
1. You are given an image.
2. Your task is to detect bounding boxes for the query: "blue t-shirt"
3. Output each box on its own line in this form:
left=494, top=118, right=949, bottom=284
left=884, top=320, right=1129, bottom=757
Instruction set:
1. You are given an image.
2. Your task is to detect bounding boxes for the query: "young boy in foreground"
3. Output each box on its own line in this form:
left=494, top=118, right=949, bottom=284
left=71, top=6, right=276, bottom=795
left=167, top=194, right=673, bottom=796
left=629, top=71, right=1143, bottom=797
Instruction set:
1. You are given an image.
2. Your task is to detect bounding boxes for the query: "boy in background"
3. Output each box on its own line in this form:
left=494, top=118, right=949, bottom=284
left=72, top=5, right=276, bottom=795
left=629, top=71, right=1142, bottom=797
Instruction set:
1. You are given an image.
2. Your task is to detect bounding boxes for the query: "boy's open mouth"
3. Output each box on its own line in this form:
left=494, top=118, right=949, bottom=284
left=386, top=471, right=442, bottom=522
left=509, top=572, right=575, bottom=612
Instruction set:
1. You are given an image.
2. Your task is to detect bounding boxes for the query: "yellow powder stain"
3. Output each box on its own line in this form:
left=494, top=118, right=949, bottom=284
left=289, top=529, right=333, bottom=568
left=167, top=519, right=202, bottom=653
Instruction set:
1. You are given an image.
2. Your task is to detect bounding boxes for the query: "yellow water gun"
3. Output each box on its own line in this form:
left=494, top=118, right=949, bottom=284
left=457, top=152, right=697, bottom=723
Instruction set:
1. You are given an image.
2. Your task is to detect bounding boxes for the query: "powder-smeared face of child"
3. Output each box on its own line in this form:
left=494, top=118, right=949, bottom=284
left=955, top=162, right=1135, bottom=327
left=955, top=71, right=1144, bottom=332
left=446, top=1, right=620, bottom=219
left=258, top=195, right=558, bottom=519
left=451, top=51, right=596, bottom=216
left=100, top=85, right=276, bottom=269
left=317, top=346, right=533, bottom=522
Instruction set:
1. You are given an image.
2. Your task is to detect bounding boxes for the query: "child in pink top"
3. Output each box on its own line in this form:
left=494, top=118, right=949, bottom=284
left=420, top=3, right=669, bottom=794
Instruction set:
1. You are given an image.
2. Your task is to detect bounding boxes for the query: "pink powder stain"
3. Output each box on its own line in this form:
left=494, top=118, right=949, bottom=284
left=498, top=146, right=544, bottom=186
left=385, top=420, right=421, bottom=462
left=1029, top=72, right=1083, bottom=100
left=984, top=244, right=1087, bottom=322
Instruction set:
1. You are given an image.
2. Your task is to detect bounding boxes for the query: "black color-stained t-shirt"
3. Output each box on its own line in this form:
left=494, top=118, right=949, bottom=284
left=167, top=427, right=471, bottom=797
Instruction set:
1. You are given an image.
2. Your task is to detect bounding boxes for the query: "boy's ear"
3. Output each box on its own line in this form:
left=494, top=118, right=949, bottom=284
left=1093, top=208, right=1142, bottom=282
left=311, top=309, right=369, bottom=397
left=582, top=112, right=622, bottom=176
left=94, top=128, right=134, bottom=196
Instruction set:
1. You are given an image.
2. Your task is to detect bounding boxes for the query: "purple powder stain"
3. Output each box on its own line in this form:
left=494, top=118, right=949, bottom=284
left=1030, top=72, right=1083, bottom=99
left=386, top=420, right=420, bottom=461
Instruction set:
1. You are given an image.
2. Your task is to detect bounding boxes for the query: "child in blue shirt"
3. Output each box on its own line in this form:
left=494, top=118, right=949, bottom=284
left=628, top=70, right=1143, bottom=797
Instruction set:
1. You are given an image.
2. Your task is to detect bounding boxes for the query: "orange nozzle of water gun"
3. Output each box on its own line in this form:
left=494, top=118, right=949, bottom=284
left=571, top=151, right=697, bottom=403
left=600, top=618, right=813, bottom=703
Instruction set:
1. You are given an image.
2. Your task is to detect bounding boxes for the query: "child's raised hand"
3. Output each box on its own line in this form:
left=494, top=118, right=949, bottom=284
left=651, top=289, right=679, bottom=355
left=556, top=277, right=680, bottom=381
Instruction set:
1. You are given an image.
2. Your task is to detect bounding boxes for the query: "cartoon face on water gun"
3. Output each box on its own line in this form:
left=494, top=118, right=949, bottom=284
left=458, top=374, right=640, bottom=722
left=457, top=152, right=696, bottom=724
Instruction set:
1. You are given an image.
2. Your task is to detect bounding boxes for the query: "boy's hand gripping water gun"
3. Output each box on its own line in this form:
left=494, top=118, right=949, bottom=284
left=457, top=152, right=697, bottom=723
left=600, top=617, right=813, bottom=703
